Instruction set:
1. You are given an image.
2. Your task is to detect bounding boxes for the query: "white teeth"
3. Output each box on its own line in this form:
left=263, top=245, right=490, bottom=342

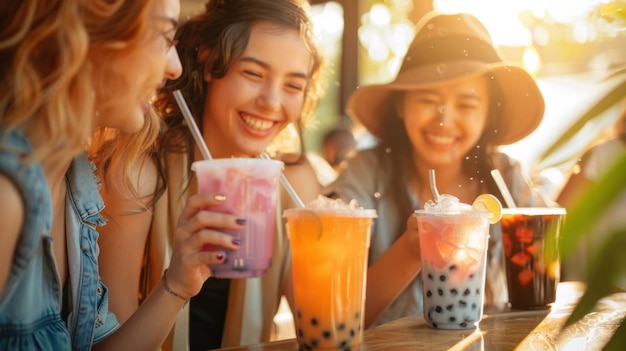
left=427, top=134, right=455, bottom=144
left=241, top=114, right=273, bottom=131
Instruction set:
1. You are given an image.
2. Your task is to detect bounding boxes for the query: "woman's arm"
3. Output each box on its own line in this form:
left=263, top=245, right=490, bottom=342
left=94, top=191, right=244, bottom=351
left=0, top=175, right=24, bottom=293
left=97, top=159, right=158, bottom=324
left=363, top=215, right=421, bottom=328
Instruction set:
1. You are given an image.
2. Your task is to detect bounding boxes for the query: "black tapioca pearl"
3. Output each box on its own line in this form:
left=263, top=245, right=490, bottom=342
left=471, top=303, right=477, bottom=309
left=427, top=273, right=434, bottom=280
left=310, top=318, right=318, bottom=326
left=460, top=321, right=468, bottom=328
left=459, top=300, right=467, bottom=308
left=450, top=288, right=458, bottom=296
left=432, top=323, right=438, bottom=328
left=354, top=311, right=360, bottom=320
left=338, top=340, right=348, bottom=348
left=476, top=288, right=480, bottom=295
left=469, top=273, right=475, bottom=280
left=350, top=329, right=355, bottom=337
left=446, top=304, right=454, bottom=311
left=435, top=306, right=443, bottom=313
left=337, top=323, right=346, bottom=331
left=311, top=339, right=318, bottom=347
left=449, top=317, right=456, bottom=322
left=427, top=290, right=433, bottom=297
left=322, top=330, right=332, bottom=339
left=298, top=329, right=304, bottom=337
left=449, top=264, right=458, bottom=272
left=297, top=310, right=302, bottom=319
left=302, top=344, right=312, bottom=350
left=463, top=288, right=471, bottom=296
left=438, top=288, right=444, bottom=296
left=439, top=275, right=447, bottom=282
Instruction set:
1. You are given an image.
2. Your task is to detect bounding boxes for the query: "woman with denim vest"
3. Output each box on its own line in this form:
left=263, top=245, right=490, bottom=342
left=0, top=0, right=239, bottom=350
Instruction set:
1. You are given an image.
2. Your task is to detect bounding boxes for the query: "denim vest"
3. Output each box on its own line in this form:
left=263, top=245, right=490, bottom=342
left=0, top=129, right=119, bottom=350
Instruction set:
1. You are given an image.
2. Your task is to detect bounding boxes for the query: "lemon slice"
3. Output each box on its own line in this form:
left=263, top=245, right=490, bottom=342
left=472, top=194, right=503, bottom=224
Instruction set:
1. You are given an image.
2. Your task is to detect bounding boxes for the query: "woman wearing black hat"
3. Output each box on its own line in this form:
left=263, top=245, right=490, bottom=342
left=325, top=11, right=553, bottom=328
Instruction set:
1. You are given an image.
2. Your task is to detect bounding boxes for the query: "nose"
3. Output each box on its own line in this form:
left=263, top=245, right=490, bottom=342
left=437, top=104, right=453, bottom=127
left=165, top=48, right=183, bottom=80
left=256, top=81, right=280, bottom=112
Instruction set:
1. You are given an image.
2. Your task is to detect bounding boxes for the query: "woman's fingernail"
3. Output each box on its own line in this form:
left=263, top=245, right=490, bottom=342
left=214, top=194, right=226, bottom=202
left=232, top=238, right=241, bottom=246
left=235, top=218, right=247, bottom=225
left=216, top=253, right=225, bottom=261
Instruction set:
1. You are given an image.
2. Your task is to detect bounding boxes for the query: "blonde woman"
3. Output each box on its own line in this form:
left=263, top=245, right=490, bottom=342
left=1, top=0, right=236, bottom=349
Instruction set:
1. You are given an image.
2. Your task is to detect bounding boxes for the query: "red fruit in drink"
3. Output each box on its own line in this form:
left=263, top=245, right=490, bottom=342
left=515, top=227, right=534, bottom=244
left=510, top=252, right=531, bottom=267
left=518, top=269, right=533, bottom=286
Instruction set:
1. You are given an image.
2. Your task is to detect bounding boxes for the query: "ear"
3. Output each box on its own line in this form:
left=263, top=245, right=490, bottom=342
left=197, top=46, right=212, bottom=82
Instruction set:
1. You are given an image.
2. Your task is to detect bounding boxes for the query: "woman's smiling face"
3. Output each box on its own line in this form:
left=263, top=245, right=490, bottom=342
left=201, top=20, right=311, bottom=158
left=397, top=74, right=490, bottom=168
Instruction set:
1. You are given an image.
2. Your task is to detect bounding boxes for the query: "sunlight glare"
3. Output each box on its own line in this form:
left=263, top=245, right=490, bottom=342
left=369, top=3, right=391, bottom=28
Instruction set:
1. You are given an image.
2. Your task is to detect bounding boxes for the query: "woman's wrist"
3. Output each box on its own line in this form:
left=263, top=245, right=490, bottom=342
left=162, top=269, right=189, bottom=305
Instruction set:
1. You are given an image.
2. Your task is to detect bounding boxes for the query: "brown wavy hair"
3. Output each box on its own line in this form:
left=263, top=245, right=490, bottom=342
left=149, top=0, right=325, bottom=202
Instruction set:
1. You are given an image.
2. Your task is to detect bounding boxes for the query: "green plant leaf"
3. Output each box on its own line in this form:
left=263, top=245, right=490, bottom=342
left=559, top=153, right=626, bottom=257
left=564, top=227, right=626, bottom=327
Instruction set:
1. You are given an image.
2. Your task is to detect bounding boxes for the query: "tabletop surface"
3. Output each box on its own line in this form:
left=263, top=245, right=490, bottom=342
left=218, top=282, right=626, bottom=350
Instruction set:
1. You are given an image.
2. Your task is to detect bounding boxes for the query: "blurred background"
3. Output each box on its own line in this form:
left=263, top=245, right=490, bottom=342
left=180, top=0, right=626, bottom=196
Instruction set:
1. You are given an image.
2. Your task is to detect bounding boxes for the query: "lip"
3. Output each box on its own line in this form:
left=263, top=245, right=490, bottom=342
left=423, top=131, right=458, bottom=151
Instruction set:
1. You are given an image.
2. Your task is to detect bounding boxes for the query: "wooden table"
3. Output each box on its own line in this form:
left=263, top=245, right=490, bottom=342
left=218, top=282, right=625, bottom=350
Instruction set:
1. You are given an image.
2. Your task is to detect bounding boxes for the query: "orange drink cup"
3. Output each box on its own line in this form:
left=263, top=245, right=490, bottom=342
left=284, top=199, right=376, bottom=350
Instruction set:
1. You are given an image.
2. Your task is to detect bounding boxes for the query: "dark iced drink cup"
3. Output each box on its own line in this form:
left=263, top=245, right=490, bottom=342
left=500, top=208, right=566, bottom=310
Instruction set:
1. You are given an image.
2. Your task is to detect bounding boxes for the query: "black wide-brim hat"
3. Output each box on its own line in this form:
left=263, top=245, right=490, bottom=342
left=347, top=11, right=545, bottom=145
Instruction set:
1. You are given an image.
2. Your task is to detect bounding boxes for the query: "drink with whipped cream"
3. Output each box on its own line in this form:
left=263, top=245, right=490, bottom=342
left=415, top=194, right=495, bottom=329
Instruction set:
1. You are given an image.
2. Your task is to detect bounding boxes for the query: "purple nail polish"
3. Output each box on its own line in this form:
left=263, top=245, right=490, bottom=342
left=232, top=238, right=241, bottom=246
left=236, top=218, right=247, bottom=225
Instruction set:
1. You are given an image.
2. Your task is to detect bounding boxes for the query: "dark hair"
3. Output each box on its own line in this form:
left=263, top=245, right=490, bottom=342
left=151, top=0, right=324, bottom=200
left=376, top=74, right=509, bottom=218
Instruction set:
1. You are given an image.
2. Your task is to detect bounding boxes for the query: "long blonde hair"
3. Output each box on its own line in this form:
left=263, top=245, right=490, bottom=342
left=1, top=0, right=156, bottom=170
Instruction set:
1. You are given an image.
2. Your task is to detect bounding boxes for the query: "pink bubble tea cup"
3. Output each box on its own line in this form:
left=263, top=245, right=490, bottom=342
left=192, top=158, right=283, bottom=279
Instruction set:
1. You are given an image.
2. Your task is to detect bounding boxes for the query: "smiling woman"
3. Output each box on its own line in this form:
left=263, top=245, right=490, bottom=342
left=92, top=0, right=325, bottom=350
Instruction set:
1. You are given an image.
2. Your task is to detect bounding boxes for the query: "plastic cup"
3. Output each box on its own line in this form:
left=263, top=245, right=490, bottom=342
left=191, top=158, right=284, bottom=279
left=283, top=206, right=376, bottom=350
left=500, top=207, right=566, bottom=310
left=414, top=209, right=491, bottom=330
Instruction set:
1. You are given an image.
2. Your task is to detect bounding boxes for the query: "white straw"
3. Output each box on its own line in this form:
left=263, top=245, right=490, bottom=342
left=172, top=90, right=304, bottom=208
left=172, top=90, right=213, bottom=160
left=428, top=169, right=441, bottom=202
left=260, top=152, right=305, bottom=208
left=490, top=169, right=517, bottom=208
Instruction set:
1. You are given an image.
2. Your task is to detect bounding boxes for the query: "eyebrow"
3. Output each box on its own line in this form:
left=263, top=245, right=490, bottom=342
left=239, top=56, right=309, bottom=80
left=414, top=89, right=483, bottom=101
